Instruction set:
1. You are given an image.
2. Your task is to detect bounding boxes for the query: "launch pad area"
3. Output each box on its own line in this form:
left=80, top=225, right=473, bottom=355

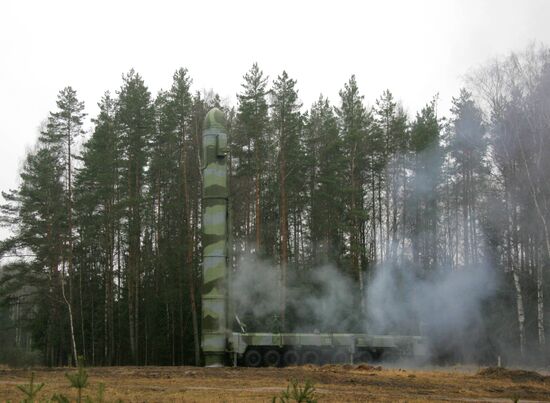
left=1, top=364, right=549, bottom=402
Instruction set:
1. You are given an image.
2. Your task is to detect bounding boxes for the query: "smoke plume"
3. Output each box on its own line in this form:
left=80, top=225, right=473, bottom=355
left=231, top=253, right=499, bottom=363
left=366, top=260, right=498, bottom=362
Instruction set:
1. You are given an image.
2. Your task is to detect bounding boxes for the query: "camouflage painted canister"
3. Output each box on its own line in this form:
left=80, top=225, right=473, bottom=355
left=201, top=108, right=229, bottom=366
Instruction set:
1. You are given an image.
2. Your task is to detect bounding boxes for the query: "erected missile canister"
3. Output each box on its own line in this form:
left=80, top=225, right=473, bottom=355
left=201, top=108, right=229, bottom=366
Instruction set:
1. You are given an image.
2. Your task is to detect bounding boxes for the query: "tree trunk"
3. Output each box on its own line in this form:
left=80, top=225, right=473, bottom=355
left=255, top=149, right=262, bottom=254
left=537, top=249, right=546, bottom=347
left=463, top=165, right=470, bottom=266
left=182, top=126, right=201, bottom=365
left=279, top=152, right=288, bottom=331
left=65, top=125, right=78, bottom=366
left=378, top=172, right=383, bottom=263
left=60, top=259, right=78, bottom=366
left=505, top=177, right=526, bottom=356
left=127, top=158, right=138, bottom=364
left=513, top=120, right=548, bottom=348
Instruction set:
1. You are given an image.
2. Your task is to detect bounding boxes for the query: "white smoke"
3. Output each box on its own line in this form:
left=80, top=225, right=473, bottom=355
left=231, top=253, right=499, bottom=362
left=230, top=255, right=281, bottom=321
left=230, top=255, right=359, bottom=332
left=366, top=260, right=498, bottom=360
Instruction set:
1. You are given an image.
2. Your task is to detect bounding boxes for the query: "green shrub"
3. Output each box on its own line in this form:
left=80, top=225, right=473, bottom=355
left=272, top=379, right=317, bottom=403
left=0, top=346, right=43, bottom=368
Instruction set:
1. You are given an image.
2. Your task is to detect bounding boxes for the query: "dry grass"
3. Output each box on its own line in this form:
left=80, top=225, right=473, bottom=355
left=1, top=364, right=549, bottom=402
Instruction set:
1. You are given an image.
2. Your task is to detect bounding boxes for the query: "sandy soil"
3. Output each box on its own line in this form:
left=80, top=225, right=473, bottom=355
left=1, top=364, right=550, bottom=402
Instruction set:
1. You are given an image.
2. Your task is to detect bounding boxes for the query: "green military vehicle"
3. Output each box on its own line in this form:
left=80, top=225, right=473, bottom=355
left=201, top=108, right=426, bottom=367
left=228, top=332, right=426, bottom=367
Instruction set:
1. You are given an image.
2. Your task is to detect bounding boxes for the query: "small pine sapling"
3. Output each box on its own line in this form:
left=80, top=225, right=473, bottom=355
left=84, top=383, right=106, bottom=403
left=65, top=356, right=89, bottom=403
left=16, top=372, right=44, bottom=403
left=50, top=394, right=71, bottom=403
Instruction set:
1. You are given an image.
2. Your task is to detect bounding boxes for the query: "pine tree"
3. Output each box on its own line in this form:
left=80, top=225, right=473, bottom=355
left=409, top=99, right=442, bottom=270
left=2, top=145, right=68, bottom=365
left=448, top=88, right=487, bottom=267
left=373, top=90, right=408, bottom=262
left=74, top=92, right=118, bottom=364
left=146, top=67, right=200, bottom=364
left=234, top=63, right=270, bottom=255
left=41, top=87, right=86, bottom=365
left=270, top=71, right=302, bottom=330
left=305, top=96, right=345, bottom=266
left=336, top=76, right=371, bottom=292
left=116, top=69, right=154, bottom=364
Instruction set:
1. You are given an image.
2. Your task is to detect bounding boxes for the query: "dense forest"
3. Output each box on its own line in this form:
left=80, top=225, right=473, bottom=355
left=1, top=44, right=549, bottom=366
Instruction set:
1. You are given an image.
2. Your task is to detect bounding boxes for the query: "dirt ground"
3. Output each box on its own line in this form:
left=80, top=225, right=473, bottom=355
left=1, top=364, right=550, bottom=402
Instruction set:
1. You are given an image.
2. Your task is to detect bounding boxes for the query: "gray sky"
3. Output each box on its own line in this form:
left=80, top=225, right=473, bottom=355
left=1, top=0, right=549, bottom=198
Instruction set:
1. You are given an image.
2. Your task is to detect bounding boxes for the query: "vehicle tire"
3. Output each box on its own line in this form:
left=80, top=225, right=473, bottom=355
left=283, top=350, right=300, bottom=366
left=331, top=350, right=349, bottom=364
left=301, top=350, right=320, bottom=365
left=244, top=349, right=262, bottom=367
left=355, top=350, right=373, bottom=364
left=263, top=349, right=281, bottom=367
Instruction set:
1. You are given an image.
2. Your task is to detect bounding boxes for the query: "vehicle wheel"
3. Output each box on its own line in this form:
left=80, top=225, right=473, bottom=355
left=301, top=350, right=320, bottom=365
left=263, top=349, right=281, bottom=367
left=244, top=349, right=262, bottom=367
left=355, top=350, right=373, bottom=364
left=331, top=350, right=349, bottom=364
left=283, top=350, right=299, bottom=366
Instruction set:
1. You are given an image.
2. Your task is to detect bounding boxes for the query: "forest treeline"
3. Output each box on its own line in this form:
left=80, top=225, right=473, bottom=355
left=1, top=44, right=549, bottom=366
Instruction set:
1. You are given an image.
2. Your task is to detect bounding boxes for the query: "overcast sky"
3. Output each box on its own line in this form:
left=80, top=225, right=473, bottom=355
left=1, top=0, right=550, bottom=198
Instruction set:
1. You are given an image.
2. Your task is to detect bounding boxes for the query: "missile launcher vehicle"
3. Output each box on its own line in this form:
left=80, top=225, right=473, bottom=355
left=201, top=108, right=426, bottom=367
